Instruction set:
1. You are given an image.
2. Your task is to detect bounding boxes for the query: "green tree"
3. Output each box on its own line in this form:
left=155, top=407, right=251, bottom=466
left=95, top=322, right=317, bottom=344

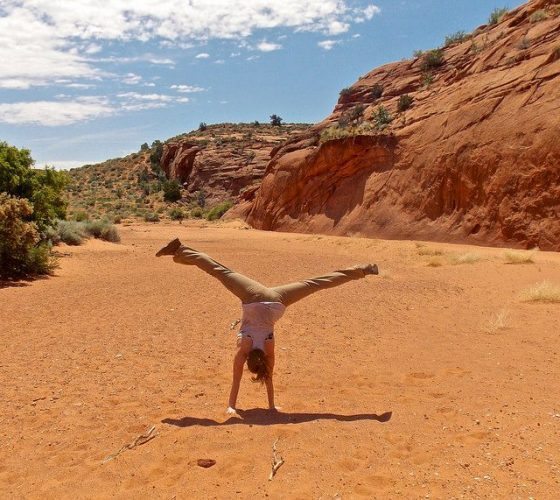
left=270, top=114, right=283, bottom=126
left=163, top=180, right=182, bottom=202
left=150, top=140, right=164, bottom=174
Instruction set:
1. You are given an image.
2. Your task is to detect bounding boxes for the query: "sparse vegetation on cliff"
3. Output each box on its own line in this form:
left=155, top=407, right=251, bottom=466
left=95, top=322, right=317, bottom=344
left=397, top=94, right=414, bottom=112
left=489, top=7, right=509, bottom=25
left=444, top=31, right=470, bottom=46
left=420, top=49, right=445, bottom=71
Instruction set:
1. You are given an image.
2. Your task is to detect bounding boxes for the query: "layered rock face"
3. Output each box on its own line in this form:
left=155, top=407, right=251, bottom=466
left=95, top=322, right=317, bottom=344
left=160, top=123, right=309, bottom=205
left=242, top=0, right=560, bottom=250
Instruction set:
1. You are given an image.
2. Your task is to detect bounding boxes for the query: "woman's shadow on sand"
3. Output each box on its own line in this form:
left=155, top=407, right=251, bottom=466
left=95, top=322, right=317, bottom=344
left=162, top=409, right=392, bottom=427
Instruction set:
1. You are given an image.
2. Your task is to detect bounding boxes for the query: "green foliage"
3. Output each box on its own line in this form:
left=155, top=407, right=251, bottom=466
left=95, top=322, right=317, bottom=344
left=371, top=83, right=384, bottom=99
left=163, top=180, right=182, bottom=202
left=339, top=87, right=352, bottom=98
left=149, top=140, right=164, bottom=174
left=420, top=49, right=445, bottom=71
left=0, top=141, right=68, bottom=230
left=169, top=207, right=186, bottom=221
left=74, top=211, right=88, bottom=222
left=191, top=207, right=203, bottom=218
left=372, top=106, right=393, bottom=130
left=0, top=194, right=56, bottom=278
left=517, top=37, right=530, bottom=50
left=444, top=31, right=469, bottom=46
left=489, top=7, right=508, bottom=25
left=397, top=94, right=414, bottom=112
left=252, top=120, right=260, bottom=127
left=198, top=122, right=208, bottom=131
left=338, top=104, right=365, bottom=127
left=529, top=9, right=547, bottom=23
left=140, top=142, right=150, bottom=151
left=319, top=123, right=376, bottom=144
left=196, top=190, right=206, bottom=208
left=52, top=219, right=120, bottom=245
left=269, top=114, right=283, bottom=126
left=206, top=201, right=233, bottom=221
left=422, top=71, right=434, bottom=87
left=144, top=212, right=160, bottom=222
left=413, top=49, right=424, bottom=58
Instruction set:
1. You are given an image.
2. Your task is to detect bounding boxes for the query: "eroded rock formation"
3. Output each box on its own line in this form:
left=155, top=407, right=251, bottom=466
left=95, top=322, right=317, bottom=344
left=160, top=123, right=310, bottom=205
left=239, top=0, right=560, bottom=250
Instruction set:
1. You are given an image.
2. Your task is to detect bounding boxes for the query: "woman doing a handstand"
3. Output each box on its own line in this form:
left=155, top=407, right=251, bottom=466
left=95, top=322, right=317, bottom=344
left=156, top=238, right=378, bottom=414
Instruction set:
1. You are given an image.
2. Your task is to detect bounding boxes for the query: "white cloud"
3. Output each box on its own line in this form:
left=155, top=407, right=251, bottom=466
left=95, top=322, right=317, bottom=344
left=214, top=59, right=225, bottom=64
left=171, top=84, right=205, bottom=93
left=0, top=98, right=114, bottom=126
left=0, top=1, right=380, bottom=88
left=195, top=53, right=210, bottom=59
left=256, top=41, right=282, bottom=52
left=122, top=73, right=142, bottom=85
left=318, top=40, right=340, bottom=51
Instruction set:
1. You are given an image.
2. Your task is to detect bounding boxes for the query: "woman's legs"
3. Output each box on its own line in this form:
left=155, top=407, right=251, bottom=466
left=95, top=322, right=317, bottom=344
left=161, top=241, right=281, bottom=303
left=271, top=264, right=378, bottom=307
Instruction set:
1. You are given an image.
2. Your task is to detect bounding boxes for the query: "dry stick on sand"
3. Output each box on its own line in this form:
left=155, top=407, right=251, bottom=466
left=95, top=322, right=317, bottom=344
left=269, top=438, right=285, bottom=481
left=103, top=425, right=157, bottom=464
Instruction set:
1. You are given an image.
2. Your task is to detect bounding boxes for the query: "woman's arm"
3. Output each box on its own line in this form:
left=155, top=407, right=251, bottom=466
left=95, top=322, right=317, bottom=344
left=264, top=339, right=276, bottom=410
left=227, top=337, right=251, bottom=412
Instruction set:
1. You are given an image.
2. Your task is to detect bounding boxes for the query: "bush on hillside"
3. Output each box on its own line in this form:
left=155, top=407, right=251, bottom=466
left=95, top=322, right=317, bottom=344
left=144, top=212, right=160, bottom=222
left=149, top=140, right=164, bottom=174
left=397, top=94, right=414, bottom=112
left=444, top=31, right=469, bottom=46
left=371, top=83, right=384, bottom=99
left=420, top=49, right=445, bottom=71
left=270, top=114, right=283, bottom=126
left=488, top=7, right=508, bottom=25
left=163, top=180, right=182, bottom=202
left=373, top=106, right=393, bottom=130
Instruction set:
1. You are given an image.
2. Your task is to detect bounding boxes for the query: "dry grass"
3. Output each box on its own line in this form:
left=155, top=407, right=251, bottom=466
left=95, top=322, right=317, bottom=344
left=504, top=250, right=535, bottom=265
left=448, top=252, right=481, bottom=265
left=418, top=247, right=444, bottom=256
left=427, top=257, right=443, bottom=267
left=521, top=281, right=560, bottom=303
left=485, top=310, right=509, bottom=333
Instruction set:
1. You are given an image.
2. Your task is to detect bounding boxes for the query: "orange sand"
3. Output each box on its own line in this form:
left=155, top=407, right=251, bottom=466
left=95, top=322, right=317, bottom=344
left=1, top=222, right=559, bottom=498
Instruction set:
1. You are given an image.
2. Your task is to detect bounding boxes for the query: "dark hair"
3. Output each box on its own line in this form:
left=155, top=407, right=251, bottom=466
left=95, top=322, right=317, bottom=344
left=246, top=348, right=269, bottom=384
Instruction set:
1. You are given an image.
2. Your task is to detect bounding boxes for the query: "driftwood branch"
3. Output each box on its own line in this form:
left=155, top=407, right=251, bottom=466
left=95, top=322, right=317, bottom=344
left=268, top=438, right=285, bottom=481
left=103, top=425, right=157, bottom=464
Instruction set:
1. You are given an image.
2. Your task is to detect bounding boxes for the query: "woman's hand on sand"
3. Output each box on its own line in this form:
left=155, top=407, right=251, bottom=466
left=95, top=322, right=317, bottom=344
left=226, top=406, right=239, bottom=416
left=269, top=406, right=282, bottom=412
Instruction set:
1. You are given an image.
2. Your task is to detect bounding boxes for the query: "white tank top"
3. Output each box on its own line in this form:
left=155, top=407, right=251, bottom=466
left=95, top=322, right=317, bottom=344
left=239, top=302, right=286, bottom=350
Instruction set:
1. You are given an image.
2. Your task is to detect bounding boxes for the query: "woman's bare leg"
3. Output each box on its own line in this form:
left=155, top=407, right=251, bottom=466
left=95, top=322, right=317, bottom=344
left=157, top=239, right=280, bottom=303
left=271, top=264, right=378, bottom=307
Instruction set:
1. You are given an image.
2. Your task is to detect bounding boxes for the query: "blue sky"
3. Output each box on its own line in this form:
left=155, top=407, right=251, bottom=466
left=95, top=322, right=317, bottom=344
left=0, top=0, right=525, bottom=169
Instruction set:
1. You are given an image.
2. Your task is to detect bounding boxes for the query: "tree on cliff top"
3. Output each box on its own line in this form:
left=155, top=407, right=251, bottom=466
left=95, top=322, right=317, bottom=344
left=270, top=114, right=283, bottom=126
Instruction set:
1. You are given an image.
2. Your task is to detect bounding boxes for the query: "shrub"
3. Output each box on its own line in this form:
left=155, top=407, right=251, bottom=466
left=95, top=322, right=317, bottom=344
left=504, top=250, right=535, bottom=264
left=99, top=225, right=121, bottom=243
left=422, top=71, right=434, bottom=87
left=373, top=106, right=393, bottom=130
left=371, top=84, right=383, bottom=99
left=144, top=212, right=160, bottom=222
left=74, top=211, right=88, bottom=222
left=169, top=207, right=186, bottom=221
left=56, top=220, right=86, bottom=245
left=489, top=7, right=508, bottom=25
left=338, top=104, right=365, bottom=127
left=140, top=142, right=150, bottom=151
left=0, top=194, right=51, bottom=278
left=448, top=252, right=481, bottom=264
left=420, top=49, right=444, bottom=71
left=163, top=180, right=182, bottom=202
left=530, top=9, right=548, bottom=23
left=270, top=114, right=283, bottom=126
left=397, top=94, right=414, bottom=112
left=339, top=87, right=352, bottom=98
left=149, top=140, right=164, bottom=174
left=521, top=281, right=560, bottom=303
left=198, top=122, right=208, bottom=131
left=445, top=31, right=469, bottom=46
left=196, top=190, right=206, bottom=208
left=517, top=37, right=530, bottom=50
left=206, top=201, right=233, bottom=221
left=413, top=49, right=424, bottom=58
left=319, top=123, right=376, bottom=144
left=191, top=207, right=203, bottom=218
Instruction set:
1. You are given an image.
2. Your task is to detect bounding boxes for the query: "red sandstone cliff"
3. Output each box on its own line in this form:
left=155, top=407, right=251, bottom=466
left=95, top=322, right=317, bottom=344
left=239, top=0, right=560, bottom=250
left=160, top=123, right=309, bottom=205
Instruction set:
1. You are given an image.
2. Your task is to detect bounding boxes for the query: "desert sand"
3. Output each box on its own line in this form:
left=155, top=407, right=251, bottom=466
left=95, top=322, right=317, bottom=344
left=1, top=222, right=559, bottom=498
